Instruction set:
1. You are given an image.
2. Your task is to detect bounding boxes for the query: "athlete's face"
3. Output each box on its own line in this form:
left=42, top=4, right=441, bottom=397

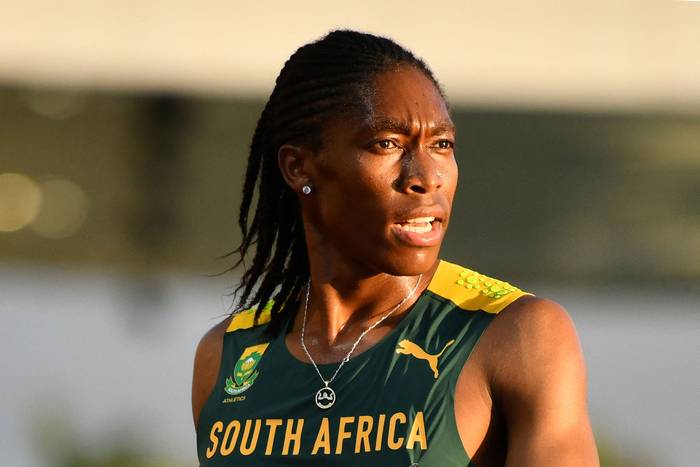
left=300, top=65, right=458, bottom=276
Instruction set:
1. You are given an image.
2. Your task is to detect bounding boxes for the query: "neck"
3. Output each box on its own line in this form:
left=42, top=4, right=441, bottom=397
left=297, top=248, right=440, bottom=345
left=296, top=218, right=440, bottom=346
left=307, top=274, right=421, bottom=343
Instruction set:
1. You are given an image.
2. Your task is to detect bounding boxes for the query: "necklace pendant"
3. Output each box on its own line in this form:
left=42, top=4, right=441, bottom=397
left=315, top=385, right=336, bottom=409
left=301, top=275, right=422, bottom=411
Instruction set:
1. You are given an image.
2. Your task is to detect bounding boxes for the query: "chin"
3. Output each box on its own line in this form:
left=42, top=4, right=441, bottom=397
left=375, top=246, right=441, bottom=277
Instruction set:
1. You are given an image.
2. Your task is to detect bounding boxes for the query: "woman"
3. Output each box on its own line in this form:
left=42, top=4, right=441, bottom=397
left=192, top=30, right=598, bottom=466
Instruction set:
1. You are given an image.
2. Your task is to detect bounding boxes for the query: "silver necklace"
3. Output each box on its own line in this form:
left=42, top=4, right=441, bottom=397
left=300, top=274, right=423, bottom=409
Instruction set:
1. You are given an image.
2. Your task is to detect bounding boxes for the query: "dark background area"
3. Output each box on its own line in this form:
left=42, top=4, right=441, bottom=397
left=3, top=88, right=698, bottom=288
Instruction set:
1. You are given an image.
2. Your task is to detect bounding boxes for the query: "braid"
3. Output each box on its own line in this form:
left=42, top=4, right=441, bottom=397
left=227, top=30, right=444, bottom=335
left=238, top=104, right=270, bottom=240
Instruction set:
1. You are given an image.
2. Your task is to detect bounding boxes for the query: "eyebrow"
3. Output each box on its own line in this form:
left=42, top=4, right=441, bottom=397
left=364, top=117, right=455, bottom=136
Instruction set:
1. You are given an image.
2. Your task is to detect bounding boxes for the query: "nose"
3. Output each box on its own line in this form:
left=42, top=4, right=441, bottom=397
left=399, top=146, right=443, bottom=194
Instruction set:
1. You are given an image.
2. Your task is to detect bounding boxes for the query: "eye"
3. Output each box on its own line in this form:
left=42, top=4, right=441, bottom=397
left=376, top=139, right=398, bottom=150
left=435, top=140, right=454, bottom=150
left=369, top=139, right=402, bottom=154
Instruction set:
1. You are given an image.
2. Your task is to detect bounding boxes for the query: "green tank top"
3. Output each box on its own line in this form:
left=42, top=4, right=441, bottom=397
left=197, top=260, right=531, bottom=466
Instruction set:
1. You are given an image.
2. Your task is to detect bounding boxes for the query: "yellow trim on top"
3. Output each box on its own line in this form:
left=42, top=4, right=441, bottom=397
left=427, top=260, right=532, bottom=314
left=226, top=301, right=273, bottom=333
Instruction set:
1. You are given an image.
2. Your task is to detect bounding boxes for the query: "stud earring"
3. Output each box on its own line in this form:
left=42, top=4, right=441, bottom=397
left=302, top=184, right=312, bottom=195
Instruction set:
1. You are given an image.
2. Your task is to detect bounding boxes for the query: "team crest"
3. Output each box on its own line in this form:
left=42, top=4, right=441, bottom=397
left=224, top=343, right=270, bottom=395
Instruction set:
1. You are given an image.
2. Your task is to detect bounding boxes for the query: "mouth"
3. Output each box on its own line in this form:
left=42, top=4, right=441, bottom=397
left=391, top=216, right=444, bottom=246
left=396, top=217, right=437, bottom=233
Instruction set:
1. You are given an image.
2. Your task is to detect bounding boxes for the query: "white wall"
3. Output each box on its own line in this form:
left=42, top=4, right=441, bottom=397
left=0, top=1, right=699, bottom=112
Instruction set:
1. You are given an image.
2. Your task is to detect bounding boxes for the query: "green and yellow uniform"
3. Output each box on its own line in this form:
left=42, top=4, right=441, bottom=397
left=197, top=260, right=531, bottom=466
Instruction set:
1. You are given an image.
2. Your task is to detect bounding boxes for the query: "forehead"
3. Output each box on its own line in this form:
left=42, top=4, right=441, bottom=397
left=361, top=66, right=452, bottom=129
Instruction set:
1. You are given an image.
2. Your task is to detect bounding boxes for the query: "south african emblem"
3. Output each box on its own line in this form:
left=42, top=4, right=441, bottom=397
left=224, top=343, right=270, bottom=396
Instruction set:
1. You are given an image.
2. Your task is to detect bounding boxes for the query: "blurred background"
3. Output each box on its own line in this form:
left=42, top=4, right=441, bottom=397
left=1, top=1, right=699, bottom=466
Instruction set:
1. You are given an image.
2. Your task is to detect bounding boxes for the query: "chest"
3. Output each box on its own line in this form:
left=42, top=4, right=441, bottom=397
left=198, top=304, right=496, bottom=466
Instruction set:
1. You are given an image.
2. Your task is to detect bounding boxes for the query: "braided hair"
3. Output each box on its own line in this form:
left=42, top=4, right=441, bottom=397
left=228, top=29, right=445, bottom=334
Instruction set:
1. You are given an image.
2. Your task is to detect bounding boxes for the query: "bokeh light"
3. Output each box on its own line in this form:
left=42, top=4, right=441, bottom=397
left=21, top=91, right=86, bottom=120
left=0, top=172, right=42, bottom=232
left=30, top=177, right=89, bottom=239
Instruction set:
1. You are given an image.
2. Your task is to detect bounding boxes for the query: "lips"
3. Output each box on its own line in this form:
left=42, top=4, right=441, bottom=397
left=391, top=214, right=445, bottom=247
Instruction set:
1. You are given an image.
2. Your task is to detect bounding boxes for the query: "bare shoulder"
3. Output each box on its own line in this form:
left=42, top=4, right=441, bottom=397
left=191, top=315, right=232, bottom=429
left=493, top=295, right=576, bottom=335
left=476, top=295, right=599, bottom=465
left=484, top=296, right=580, bottom=363
left=483, top=295, right=585, bottom=395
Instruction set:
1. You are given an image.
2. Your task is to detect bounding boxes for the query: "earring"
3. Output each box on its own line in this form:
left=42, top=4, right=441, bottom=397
left=302, top=184, right=312, bottom=195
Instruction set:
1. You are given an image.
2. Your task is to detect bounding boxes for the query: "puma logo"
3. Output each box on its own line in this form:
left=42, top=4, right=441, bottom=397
left=396, top=339, right=455, bottom=379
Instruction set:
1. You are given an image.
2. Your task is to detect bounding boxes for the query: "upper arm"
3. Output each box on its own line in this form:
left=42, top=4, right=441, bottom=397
left=489, top=297, right=599, bottom=467
left=191, top=317, right=231, bottom=430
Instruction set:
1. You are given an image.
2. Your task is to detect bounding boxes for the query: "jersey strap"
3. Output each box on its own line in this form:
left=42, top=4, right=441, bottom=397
left=226, top=301, right=273, bottom=333
left=427, top=260, right=532, bottom=313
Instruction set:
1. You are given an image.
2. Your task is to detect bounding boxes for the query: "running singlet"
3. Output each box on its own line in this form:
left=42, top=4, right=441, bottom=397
left=197, top=260, right=531, bottom=466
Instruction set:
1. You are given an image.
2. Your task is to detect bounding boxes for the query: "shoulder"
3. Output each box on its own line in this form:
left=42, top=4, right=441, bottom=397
left=469, top=296, right=598, bottom=463
left=481, top=295, right=586, bottom=405
left=191, top=301, right=274, bottom=428
left=194, top=316, right=232, bottom=372
left=424, top=260, right=581, bottom=388
left=489, top=295, right=577, bottom=343
left=490, top=295, right=580, bottom=362
left=192, top=315, right=232, bottom=428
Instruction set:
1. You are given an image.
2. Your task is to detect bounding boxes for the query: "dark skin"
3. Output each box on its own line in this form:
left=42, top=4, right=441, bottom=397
left=192, top=65, right=599, bottom=466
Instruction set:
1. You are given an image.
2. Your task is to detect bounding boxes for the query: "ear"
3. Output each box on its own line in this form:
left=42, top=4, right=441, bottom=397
left=278, top=144, right=312, bottom=194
